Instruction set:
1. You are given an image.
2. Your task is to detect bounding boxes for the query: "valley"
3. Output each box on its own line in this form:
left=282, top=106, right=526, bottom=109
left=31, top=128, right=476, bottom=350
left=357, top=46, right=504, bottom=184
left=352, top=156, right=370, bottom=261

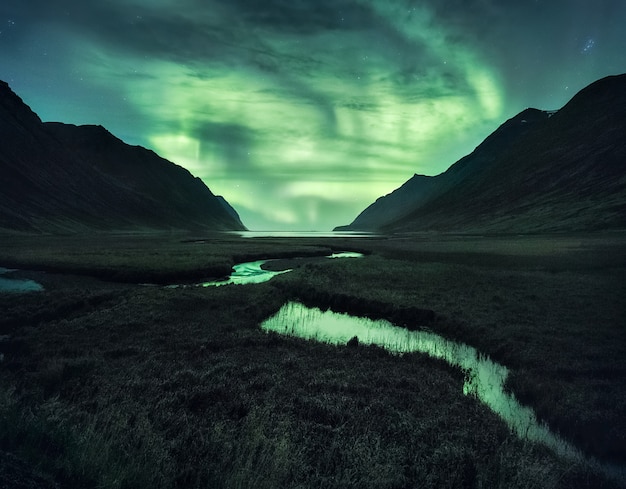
left=1, top=232, right=624, bottom=488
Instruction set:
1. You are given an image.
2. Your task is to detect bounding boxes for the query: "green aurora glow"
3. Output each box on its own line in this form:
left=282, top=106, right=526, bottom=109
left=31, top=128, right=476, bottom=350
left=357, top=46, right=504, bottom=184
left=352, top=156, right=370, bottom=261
left=2, top=1, right=625, bottom=230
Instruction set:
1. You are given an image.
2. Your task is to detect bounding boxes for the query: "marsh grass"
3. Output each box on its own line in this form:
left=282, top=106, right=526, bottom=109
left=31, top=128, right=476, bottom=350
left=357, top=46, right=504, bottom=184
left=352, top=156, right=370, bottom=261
left=0, top=233, right=624, bottom=488
left=0, top=387, right=170, bottom=488
left=0, top=233, right=333, bottom=284
left=274, top=247, right=626, bottom=465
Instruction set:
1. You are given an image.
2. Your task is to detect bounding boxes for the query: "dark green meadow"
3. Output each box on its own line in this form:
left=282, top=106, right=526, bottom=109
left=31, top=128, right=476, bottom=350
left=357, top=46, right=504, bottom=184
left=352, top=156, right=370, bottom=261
left=0, top=232, right=624, bottom=488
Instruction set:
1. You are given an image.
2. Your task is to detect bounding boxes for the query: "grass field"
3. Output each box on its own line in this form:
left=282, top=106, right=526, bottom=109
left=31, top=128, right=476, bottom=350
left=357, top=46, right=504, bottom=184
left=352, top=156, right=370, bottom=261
left=0, top=232, right=624, bottom=488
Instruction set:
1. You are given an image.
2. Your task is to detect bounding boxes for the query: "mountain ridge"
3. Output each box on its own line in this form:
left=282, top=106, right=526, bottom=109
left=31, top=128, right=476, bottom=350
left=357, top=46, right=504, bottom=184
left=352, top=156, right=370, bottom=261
left=0, top=81, right=246, bottom=233
left=336, top=74, right=626, bottom=233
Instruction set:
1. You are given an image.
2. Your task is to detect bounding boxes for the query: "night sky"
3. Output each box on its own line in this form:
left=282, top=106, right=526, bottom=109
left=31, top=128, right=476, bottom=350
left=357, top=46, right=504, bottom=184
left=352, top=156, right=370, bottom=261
left=2, top=1, right=625, bottom=230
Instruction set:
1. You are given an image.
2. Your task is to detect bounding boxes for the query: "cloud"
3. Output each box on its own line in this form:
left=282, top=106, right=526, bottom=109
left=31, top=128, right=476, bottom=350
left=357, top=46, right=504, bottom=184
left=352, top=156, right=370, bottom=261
left=4, top=0, right=623, bottom=229
left=219, top=0, right=379, bottom=33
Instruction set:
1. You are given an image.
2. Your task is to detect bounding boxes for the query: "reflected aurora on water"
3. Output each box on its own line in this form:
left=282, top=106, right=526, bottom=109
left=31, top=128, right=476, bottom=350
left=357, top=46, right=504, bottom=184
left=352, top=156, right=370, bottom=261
left=0, top=267, right=43, bottom=293
left=199, top=252, right=363, bottom=287
left=200, top=260, right=292, bottom=287
left=261, top=302, right=625, bottom=483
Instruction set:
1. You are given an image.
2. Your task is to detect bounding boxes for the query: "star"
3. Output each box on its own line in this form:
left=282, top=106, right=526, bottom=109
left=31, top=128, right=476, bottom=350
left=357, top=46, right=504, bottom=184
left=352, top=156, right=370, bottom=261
left=582, top=38, right=595, bottom=54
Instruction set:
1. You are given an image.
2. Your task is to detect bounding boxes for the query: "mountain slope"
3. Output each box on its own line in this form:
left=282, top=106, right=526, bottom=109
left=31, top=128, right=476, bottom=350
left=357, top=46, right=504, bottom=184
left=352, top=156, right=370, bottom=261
left=337, top=74, right=626, bottom=233
left=334, top=173, right=441, bottom=231
left=0, top=81, right=246, bottom=233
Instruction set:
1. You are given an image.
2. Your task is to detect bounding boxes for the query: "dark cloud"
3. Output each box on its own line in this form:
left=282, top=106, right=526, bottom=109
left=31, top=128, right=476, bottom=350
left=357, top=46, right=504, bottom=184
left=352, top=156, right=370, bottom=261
left=2, top=0, right=244, bottom=64
left=194, top=121, right=256, bottom=170
left=423, top=1, right=626, bottom=57
left=218, top=0, right=379, bottom=33
left=2, top=0, right=429, bottom=75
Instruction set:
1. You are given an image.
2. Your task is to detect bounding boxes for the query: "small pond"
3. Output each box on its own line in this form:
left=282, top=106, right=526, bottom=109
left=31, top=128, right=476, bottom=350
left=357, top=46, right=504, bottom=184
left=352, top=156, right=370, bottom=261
left=0, top=267, right=43, bottom=293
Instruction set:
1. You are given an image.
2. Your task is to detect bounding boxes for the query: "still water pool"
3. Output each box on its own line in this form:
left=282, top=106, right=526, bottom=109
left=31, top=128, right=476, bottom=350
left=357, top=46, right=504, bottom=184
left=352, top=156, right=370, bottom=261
left=0, top=267, right=43, bottom=293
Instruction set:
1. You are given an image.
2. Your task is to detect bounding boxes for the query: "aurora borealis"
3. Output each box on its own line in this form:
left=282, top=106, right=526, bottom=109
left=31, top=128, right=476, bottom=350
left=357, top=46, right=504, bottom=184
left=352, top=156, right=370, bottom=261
left=2, top=1, right=625, bottom=230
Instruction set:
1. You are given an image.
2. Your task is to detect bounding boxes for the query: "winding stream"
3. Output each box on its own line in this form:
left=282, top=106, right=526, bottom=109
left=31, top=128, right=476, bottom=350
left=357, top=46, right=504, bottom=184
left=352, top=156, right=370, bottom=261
left=193, top=251, right=363, bottom=287
left=261, top=301, right=625, bottom=484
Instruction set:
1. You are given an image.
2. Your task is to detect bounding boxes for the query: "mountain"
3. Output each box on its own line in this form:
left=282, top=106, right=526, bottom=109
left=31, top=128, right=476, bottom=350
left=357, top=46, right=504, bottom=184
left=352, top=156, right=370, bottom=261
left=0, top=80, right=246, bottom=233
left=336, top=74, right=626, bottom=233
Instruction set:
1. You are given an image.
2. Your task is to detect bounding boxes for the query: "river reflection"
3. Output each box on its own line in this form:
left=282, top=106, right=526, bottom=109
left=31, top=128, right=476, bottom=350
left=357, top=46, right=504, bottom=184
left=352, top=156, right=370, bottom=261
left=198, top=252, right=363, bottom=287
left=200, top=260, right=292, bottom=287
left=261, top=302, right=590, bottom=466
left=0, top=267, right=43, bottom=293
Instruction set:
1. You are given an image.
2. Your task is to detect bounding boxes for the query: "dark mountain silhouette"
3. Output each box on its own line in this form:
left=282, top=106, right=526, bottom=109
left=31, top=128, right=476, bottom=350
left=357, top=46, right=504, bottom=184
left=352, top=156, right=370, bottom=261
left=336, top=74, right=626, bottom=233
left=0, top=80, right=246, bottom=233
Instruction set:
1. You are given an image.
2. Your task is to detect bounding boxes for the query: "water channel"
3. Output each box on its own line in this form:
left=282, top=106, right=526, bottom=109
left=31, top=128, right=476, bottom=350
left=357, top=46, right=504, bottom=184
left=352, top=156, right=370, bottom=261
left=184, top=251, right=363, bottom=287
left=261, top=301, right=625, bottom=484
